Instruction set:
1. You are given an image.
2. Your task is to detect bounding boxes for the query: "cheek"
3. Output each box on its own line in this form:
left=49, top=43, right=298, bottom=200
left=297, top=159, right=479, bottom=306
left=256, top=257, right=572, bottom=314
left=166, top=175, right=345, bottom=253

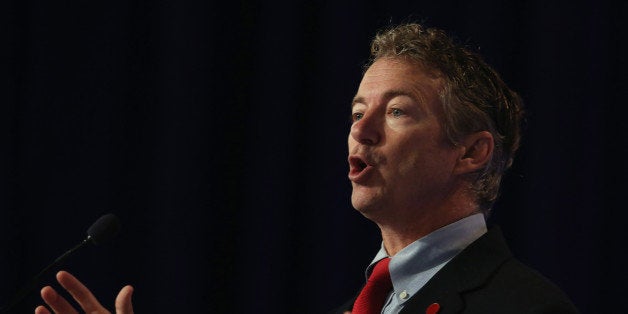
left=391, top=139, right=456, bottom=181
left=395, top=152, right=421, bottom=176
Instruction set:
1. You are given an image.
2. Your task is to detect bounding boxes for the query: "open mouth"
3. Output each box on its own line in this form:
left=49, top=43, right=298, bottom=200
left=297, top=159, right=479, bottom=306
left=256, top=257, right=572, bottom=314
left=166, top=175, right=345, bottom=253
left=355, top=159, right=367, bottom=171
left=349, top=156, right=368, bottom=172
left=348, top=155, right=373, bottom=182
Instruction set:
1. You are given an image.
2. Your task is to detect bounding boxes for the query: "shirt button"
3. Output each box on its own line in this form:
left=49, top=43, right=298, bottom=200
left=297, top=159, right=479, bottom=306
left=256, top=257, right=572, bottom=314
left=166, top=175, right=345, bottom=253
left=399, top=290, right=409, bottom=300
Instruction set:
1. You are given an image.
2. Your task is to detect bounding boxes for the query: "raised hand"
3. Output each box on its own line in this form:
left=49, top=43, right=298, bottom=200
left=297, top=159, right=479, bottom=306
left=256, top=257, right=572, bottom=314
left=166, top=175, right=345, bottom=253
left=35, top=271, right=133, bottom=314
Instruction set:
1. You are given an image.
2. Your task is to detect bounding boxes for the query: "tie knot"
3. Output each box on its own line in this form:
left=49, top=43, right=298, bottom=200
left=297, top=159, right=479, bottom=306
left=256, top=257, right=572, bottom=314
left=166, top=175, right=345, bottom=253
left=368, top=258, right=391, bottom=284
left=352, top=257, right=393, bottom=314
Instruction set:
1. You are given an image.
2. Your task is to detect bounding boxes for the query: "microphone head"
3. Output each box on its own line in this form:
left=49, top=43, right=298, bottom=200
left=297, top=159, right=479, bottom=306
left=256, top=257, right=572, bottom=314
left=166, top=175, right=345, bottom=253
left=87, top=214, right=121, bottom=245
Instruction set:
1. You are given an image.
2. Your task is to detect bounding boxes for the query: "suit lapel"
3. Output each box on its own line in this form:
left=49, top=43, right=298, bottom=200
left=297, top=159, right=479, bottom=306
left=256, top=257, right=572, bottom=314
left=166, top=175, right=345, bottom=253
left=399, top=227, right=512, bottom=314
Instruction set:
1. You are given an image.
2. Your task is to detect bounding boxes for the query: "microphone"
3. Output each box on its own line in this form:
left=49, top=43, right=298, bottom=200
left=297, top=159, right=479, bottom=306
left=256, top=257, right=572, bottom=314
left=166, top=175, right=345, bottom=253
left=87, top=213, right=121, bottom=245
left=0, top=213, right=121, bottom=314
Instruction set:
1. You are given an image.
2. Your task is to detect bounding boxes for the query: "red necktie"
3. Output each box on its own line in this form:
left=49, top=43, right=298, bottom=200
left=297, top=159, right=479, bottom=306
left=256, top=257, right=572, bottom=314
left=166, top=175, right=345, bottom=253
left=352, top=258, right=393, bottom=314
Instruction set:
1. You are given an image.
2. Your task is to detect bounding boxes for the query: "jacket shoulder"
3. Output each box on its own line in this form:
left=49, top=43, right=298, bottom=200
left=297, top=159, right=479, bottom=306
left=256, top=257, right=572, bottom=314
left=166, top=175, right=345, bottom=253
left=401, top=226, right=579, bottom=314
left=458, top=240, right=580, bottom=313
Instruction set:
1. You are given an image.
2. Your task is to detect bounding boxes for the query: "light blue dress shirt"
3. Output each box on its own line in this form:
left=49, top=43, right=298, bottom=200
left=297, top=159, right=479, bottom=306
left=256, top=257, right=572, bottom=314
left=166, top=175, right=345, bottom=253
left=363, top=213, right=487, bottom=314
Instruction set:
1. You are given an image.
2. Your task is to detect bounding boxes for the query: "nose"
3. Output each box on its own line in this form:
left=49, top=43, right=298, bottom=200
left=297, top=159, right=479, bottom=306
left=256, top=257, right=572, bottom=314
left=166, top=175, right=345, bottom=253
left=350, top=112, right=381, bottom=145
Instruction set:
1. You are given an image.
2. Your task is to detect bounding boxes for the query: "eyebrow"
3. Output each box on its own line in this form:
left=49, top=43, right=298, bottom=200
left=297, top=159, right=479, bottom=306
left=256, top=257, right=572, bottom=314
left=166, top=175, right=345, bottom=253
left=351, top=89, right=417, bottom=108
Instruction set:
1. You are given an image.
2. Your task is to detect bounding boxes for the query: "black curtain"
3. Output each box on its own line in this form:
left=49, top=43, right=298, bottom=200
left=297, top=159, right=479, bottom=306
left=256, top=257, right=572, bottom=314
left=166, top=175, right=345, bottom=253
left=2, top=1, right=626, bottom=313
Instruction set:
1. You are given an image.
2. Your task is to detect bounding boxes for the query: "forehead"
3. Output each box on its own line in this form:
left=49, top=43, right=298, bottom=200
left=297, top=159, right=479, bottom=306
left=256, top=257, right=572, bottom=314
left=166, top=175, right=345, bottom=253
left=354, top=57, right=443, bottom=106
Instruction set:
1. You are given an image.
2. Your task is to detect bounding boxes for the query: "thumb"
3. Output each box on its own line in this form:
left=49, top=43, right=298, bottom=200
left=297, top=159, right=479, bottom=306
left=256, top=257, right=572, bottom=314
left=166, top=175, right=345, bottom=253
left=115, top=285, right=134, bottom=314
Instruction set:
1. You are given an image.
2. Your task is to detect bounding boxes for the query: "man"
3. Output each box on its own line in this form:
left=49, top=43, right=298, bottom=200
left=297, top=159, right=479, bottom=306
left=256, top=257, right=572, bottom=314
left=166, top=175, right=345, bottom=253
left=34, top=23, right=578, bottom=314
left=335, top=23, right=578, bottom=313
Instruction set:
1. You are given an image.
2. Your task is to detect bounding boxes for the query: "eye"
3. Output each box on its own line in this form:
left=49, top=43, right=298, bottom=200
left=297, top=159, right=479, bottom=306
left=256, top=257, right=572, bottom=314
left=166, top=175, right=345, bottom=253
left=351, top=112, right=364, bottom=122
left=389, top=108, right=404, bottom=117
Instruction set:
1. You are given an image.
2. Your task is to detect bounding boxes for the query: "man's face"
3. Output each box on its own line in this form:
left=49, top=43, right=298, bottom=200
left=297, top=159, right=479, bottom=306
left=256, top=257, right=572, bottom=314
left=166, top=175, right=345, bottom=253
left=348, top=58, right=460, bottom=221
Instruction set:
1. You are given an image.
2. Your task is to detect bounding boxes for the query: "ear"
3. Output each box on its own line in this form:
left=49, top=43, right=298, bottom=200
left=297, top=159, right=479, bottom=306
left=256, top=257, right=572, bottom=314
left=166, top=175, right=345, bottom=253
left=453, top=131, right=494, bottom=175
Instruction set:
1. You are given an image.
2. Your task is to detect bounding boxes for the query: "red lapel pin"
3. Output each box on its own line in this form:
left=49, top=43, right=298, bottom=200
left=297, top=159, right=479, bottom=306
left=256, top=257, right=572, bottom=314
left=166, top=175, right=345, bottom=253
left=426, top=302, right=440, bottom=314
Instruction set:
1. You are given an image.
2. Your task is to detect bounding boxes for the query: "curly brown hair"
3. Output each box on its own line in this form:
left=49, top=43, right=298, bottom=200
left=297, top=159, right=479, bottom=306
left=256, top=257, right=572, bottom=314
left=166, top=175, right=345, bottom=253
left=368, top=23, right=524, bottom=214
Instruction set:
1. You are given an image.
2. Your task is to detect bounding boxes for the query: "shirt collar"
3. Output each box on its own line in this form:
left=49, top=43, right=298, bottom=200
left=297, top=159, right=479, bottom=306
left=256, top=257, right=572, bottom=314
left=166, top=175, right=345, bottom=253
left=364, top=213, right=487, bottom=303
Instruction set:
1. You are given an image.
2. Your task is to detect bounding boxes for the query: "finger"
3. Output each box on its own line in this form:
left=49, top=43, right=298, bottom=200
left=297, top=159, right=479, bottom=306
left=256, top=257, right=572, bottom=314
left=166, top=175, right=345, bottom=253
left=55, top=271, right=109, bottom=314
left=39, top=286, right=79, bottom=314
left=115, top=285, right=134, bottom=314
left=34, top=305, right=51, bottom=314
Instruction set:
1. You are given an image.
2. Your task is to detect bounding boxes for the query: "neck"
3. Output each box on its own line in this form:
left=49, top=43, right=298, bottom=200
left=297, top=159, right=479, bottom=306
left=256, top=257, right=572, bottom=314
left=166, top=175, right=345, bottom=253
left=377, top=195, right=479, bottom=256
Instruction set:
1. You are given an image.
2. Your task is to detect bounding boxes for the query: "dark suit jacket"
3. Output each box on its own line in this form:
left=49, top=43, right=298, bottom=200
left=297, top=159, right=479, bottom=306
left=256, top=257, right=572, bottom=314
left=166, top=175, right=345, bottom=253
left=332, top=227, right=579, bottom=314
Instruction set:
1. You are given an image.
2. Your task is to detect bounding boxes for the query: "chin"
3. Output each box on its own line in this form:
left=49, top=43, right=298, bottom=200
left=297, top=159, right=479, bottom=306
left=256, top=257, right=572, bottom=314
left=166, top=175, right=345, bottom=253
left=351, top=194, right=383, bottom=216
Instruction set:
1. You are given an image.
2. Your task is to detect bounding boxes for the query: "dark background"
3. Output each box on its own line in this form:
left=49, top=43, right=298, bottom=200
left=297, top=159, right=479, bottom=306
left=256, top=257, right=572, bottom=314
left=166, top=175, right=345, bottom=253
left=2, top=0, right=626, bottom=313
